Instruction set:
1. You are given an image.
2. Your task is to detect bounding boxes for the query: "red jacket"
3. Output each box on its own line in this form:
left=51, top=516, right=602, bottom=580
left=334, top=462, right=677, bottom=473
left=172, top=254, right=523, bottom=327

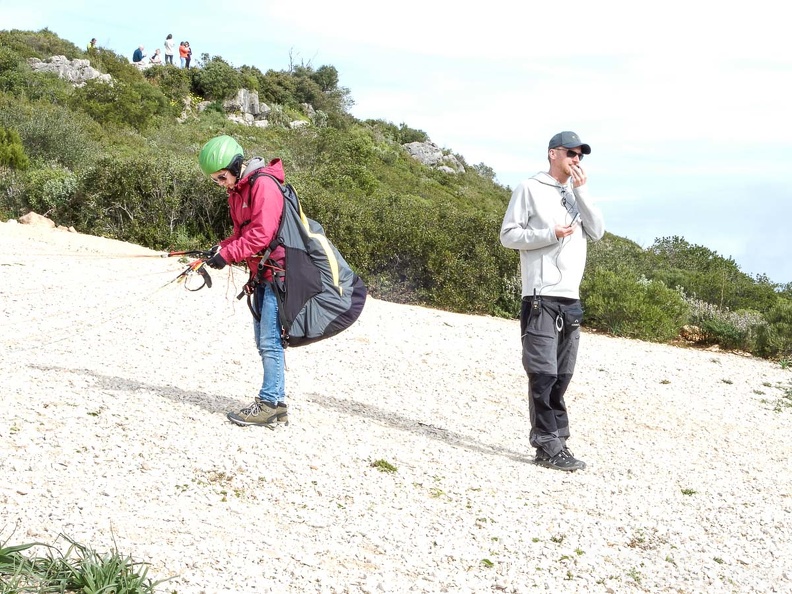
left=218, top=158, right=286, bottom=281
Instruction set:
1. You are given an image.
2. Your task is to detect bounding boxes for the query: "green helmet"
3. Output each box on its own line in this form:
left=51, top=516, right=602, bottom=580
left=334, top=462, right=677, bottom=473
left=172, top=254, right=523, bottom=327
left=198, top=135, right=244, bottom=176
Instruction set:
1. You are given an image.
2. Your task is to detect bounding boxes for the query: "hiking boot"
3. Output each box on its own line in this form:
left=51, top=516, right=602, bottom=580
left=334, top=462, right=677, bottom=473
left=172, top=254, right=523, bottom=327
left=276, top=402, right=289, bottom=426
left=227, top=400, right=288, bottom=427
left=562, top=446, right=586, bottom=470
left=534, top=448, right=585, bottom=472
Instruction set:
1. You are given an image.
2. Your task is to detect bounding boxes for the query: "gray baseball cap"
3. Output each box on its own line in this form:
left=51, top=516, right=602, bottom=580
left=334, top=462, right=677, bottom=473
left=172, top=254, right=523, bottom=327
left=548, top=131, right=591, bottom=154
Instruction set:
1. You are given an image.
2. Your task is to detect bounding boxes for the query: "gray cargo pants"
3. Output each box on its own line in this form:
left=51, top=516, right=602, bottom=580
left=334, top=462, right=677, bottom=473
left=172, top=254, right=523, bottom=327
left=520, top=295, right=582, bottom=457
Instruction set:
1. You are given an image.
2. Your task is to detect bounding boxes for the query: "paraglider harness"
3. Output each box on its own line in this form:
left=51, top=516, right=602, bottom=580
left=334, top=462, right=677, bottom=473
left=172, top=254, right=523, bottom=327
left=237, top=246, right=283, bottom=323
left=234, top=170, right=367, bottom=348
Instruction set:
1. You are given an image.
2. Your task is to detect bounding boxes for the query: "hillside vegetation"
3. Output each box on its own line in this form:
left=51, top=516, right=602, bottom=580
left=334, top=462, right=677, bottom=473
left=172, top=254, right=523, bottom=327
left=1, top=28, right=791, bottom=359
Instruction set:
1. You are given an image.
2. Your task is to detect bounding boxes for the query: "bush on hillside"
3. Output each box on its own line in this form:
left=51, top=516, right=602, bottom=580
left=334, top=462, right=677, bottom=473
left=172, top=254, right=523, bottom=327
left=143, top=65, right=192, bottom=104
left=0, top=128, right=30, bottom=170
left=0, top=28, right=82, bottom=61
left=255, top=69, right=297, bottom=106
left=0, top=98, right=101, bottom=169
left=75, top=154, right=227, bottom=247
left=586, top=233, right=648, bottom=277
left=753, top=299, right=792, bottom=359
left=70, top=79, right=174, bottom=132
left=646, top=235, right=779, bottom=314
left=190, top=55, right=243, bottom=101
left=684, top=294, right=764, bottom=351
left=12, top=164, right=78, bottom=216
left=581, top=270, right=690, bottom=341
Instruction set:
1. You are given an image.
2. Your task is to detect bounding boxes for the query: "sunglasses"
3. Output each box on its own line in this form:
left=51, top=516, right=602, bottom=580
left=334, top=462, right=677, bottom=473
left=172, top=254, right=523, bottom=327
left=555, top=148, right=584, bottom=160
left=211, top=172, right=229, bottom=185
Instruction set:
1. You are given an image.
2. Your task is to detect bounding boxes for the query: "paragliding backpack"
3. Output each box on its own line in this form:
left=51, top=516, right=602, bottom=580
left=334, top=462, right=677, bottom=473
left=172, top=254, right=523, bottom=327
left=239, top=171, right=367, bottom=347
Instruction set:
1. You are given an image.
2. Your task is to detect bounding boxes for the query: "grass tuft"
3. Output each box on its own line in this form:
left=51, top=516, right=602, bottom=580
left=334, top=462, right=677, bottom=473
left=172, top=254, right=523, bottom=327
left=0, top=532, right=171, bottom=594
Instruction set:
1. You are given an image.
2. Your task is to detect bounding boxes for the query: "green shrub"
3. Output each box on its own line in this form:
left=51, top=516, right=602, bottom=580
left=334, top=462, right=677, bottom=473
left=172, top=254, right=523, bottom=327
left=684, top=293, right=765, bottom=350
left=0, top=97, right=101, bottom=169
left=257, top=70, right=297, bottom=106
left=75, top=154, right=227, bottom=247
left=586, top=232, right=648, bottom=277
left=13, top=164, right=78, bottom=216
left=754, top=299, right=792, bottom=358
left=143, top=65, right=191, bottom=103
left=189, top=55, right=242, bottom=101
left=310, top=65, right=340, bottom=92
left=70, top=79, right=173, bottom=131
left=581, top=270, right=690, bottom=341
left=0, top=128, right=30, bottom=170
left=0, top=28, right=82, bottom=61
left=0, top=44, right=21, bottom=73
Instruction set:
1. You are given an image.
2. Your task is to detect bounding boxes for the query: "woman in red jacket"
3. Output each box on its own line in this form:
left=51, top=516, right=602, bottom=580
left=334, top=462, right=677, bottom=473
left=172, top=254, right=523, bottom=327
left=178, top=41, right=188, bottom=68
left=199, top=135, right=288, bottom=427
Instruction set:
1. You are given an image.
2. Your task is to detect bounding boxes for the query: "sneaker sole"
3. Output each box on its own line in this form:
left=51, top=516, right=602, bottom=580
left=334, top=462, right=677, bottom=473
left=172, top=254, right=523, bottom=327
left=226, top=412, right=286, bottom=428
left=534, top=458, right=584, bottom=472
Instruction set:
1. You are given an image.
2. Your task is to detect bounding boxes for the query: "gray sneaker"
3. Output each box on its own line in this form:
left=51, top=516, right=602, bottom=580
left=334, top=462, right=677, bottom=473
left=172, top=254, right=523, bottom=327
left=534, top=448, right=585, bottom=472
left=227, top=400, right=288, bottom=427
left=562, top=446, right=586, bottom=470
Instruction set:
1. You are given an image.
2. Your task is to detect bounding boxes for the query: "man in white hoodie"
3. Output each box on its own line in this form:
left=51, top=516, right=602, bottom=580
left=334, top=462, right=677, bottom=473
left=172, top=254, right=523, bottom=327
left=500, top=131, right=605, bottom=471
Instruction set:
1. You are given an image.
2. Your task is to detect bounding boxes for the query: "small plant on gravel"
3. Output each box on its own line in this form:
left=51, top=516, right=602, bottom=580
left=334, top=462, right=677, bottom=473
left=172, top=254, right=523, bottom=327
left=0, top=533, right=170, bottom=593
left=779, top=358, right=790, bottom=370
left=721, top=378, right=733, bottom=384
left=660, top=379, right=671, bottom=384
left=371, top=459, right=397, bottom=473
left=550, top=534, right=565, bottom=544
left=628, top=530, right=646, bottom=548
left=480, top=558, right=494, bottom=568
left=714, top=557, right=725, bottom=564
left=575, top=547, right=584, bottom=556
left=774, top=385, right=792, bottom=412
left=428, top=487, right=445, bottom=498
left=627, top=567, right=643, bottom=584
left=681, top=488, right=697, bottom=495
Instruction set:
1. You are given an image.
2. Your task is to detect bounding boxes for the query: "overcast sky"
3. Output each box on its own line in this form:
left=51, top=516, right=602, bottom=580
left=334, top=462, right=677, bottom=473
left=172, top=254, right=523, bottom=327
left=3, top=0, right=790, bottom=284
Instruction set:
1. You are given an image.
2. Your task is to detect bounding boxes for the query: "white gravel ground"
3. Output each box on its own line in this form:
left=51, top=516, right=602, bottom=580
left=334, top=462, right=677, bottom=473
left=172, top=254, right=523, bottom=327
left=1, top=220, right=791, bottom=594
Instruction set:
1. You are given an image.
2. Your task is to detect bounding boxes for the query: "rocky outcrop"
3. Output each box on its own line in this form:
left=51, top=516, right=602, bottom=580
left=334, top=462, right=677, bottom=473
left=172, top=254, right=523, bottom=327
left=402, top=141, right=465, bottom=174
left=27, top=56, right=112, bottom=86
left=223, top=88, right=266, bottom=118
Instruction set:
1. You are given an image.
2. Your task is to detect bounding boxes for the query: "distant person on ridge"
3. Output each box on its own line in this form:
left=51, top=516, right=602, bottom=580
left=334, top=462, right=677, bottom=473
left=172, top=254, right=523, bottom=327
left=198, top=135, right=289, bottom=428
left=87, top=38, right=97, bottom=51
left=500, top=131, right=605, bottom=472
left=132, top=45, right=146, bottom=64
left=164, top=33, right=175, bottom=65
left=184, top=41, right=192, bottom=68
left=178, top=41, right=188, bottom=68
left=150, top=48, right=162, bottom=64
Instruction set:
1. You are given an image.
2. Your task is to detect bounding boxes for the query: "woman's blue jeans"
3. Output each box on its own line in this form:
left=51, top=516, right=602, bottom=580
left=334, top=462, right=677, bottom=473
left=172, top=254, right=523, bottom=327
left=254, top=284, right=285, bottom=404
